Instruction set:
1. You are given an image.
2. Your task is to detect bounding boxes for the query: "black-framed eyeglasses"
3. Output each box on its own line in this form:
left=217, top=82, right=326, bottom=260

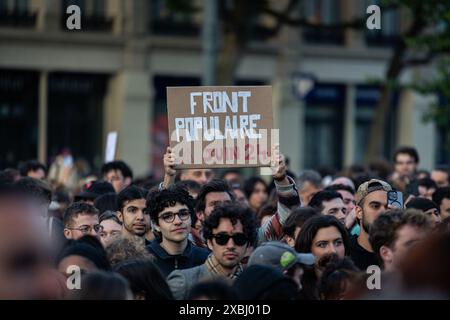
left=67, top=224, right=103, bottom=234
left=158, top=209, right=191, bottom=223
left=212, top=233, right=248, bottom=246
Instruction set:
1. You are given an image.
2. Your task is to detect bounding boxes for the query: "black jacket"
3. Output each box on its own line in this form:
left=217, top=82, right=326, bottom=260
left=146, top=240, right=210, bottom=278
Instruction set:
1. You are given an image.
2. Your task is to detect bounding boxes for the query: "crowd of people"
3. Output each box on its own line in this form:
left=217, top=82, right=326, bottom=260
left=0, top=145, right=449, bottom=300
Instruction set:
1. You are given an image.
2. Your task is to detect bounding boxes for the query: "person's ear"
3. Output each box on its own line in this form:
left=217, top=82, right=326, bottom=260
left=64, top=228, right=72, bottom=239
left=286, top=236, right=296, bottom=248
left=355, top=205, right=363, bottom=221
left=117, top=211, right=123, bottom=223
left=207, top=239, right=213, bottom=251
left=196, top=211, right=204, bottom=222
left=380, top=245, right=393, bottom=266
left=124, top=177, right=132, bottom=187
left=153, top=221, right=161, bottom=233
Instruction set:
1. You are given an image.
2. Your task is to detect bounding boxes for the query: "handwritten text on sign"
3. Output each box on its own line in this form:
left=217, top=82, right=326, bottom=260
left=175, top=91, right=261, bottom=141
left=167, top=86, right=275, bottom=169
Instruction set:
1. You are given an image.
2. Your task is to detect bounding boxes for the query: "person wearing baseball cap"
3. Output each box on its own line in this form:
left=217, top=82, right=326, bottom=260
left=350, top=179, right=393, bottom=271
left=248, top=241, right=315, bottom=291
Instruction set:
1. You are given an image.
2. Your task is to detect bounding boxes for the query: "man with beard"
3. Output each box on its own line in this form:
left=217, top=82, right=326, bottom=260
left=350, top=179, right=393, bottom=270
left=116, top=186, right=149, bottom=245
left=167, top=203, right=256, bottom=299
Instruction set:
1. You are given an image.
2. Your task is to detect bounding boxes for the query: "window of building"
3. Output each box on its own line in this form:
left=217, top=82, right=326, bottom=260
left=301, top=0, right=345, bottom=45
left=150, top=0, right=201, bottom=36
left=365, top=0, right=401, bottom=46
left=304, top=84, right=345, bottom=170
left=0, top=0, right=36, bottom=27
left=354, top=85, right=398, bottom=163
left=0, top=69, right=38, bottom=169
left=62, top=0, right=112, bottom=32
left=47, top=72, right=107, bottom=172
left=152, top=75, right=201, bottom=179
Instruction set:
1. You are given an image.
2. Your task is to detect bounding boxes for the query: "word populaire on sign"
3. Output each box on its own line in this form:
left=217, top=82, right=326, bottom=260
left=166, top=86, right=276, bottom=169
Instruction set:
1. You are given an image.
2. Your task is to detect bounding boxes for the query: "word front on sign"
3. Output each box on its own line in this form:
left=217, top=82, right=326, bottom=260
left=174, top=91, right=261, bottom=142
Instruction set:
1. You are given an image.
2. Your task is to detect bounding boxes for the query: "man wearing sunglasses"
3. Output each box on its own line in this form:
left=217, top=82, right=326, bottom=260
left=167, top=203, right=256, bottom=300
left=146, top=185, right=209, bottom=277
left=63, top=202, right=102, bottom=240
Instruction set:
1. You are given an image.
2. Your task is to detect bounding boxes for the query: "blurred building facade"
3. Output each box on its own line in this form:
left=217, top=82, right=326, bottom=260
left=0, top=0, right=445, bottom=177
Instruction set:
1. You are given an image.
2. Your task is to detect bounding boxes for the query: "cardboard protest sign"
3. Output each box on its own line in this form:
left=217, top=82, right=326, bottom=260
left=105, top=131, right=118, bottom=162
left=167, top=86, right=276, bottom=169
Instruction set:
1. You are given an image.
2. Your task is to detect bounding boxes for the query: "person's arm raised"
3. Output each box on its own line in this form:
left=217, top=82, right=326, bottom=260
left=162, top=147, right=176, bottom=189
left=272, top=148, right=299, bottom=225
left=257, top=145, right=300, bottom=245
left=272, top=145, right=289, bottom=186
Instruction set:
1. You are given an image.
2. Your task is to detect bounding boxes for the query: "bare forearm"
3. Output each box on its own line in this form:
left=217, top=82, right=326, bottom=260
left=163, top=173, right=175, bottom=189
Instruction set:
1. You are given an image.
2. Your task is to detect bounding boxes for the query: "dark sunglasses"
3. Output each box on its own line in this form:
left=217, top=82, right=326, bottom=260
left=212, top=233, right=248, bottom=246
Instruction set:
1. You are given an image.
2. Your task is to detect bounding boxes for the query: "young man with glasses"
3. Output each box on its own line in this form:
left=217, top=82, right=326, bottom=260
left=167, top=203, right=257, bottom=300
left=63, top=202, right=102, bottom=240
left=146, top=185, right=209, bottom=277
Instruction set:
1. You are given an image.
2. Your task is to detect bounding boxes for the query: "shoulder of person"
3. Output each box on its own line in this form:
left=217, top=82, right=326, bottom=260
left=167, top=269, right=187, bottom=300
left=167, top=265, right=206, bottom=300
left=168, top=264, right=205, bottom=280
left=191, top=245, right=210, bottom=259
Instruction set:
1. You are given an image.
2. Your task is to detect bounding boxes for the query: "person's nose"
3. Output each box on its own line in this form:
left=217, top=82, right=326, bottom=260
left=326, top=244, right=337, bottom=255
left=173, top=214, right=182, bottom=225
left=136, top=210, right=145, bottom=220
left=226, top=237, right=236, bottom=249
left=199, top=175, right=208, bottom=185
left=435, top=215, right=442, bottom=224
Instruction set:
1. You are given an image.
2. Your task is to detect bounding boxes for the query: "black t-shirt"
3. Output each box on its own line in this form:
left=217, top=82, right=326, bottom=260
left=349, top=235, right=379, bottom=271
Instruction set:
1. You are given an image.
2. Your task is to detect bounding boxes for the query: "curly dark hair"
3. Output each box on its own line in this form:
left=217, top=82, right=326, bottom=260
left=146, top=185, right=194, bottom=225
left=202, top=203, right=257, bottom=247
left=317, top=254, right=359, bottom=300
